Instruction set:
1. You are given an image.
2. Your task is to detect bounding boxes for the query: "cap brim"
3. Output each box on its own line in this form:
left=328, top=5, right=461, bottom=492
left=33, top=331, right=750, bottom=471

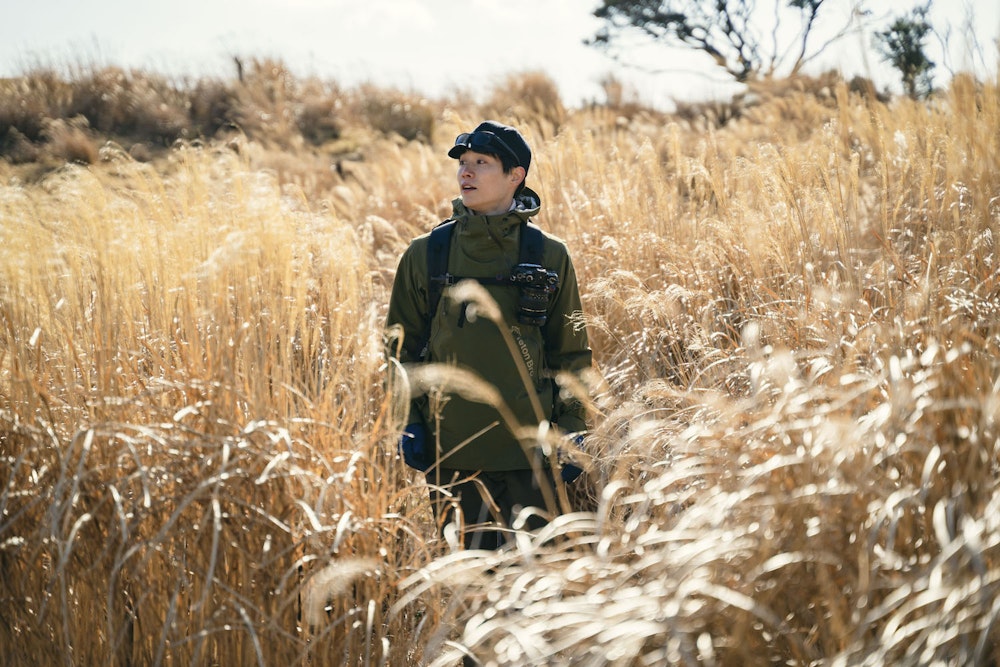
left=447, top=145, right=468, bottom=159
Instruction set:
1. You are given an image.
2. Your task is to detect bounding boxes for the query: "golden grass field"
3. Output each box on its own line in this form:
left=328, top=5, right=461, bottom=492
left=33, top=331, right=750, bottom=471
left=1, top=62, right=999, bottom=665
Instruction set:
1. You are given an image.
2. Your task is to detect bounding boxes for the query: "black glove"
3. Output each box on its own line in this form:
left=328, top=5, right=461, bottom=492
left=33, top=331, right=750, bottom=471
left=399, top=423, right=430, bottom=471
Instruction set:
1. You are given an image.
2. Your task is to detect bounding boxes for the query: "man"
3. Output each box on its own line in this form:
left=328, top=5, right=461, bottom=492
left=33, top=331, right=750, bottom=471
left=385, top=120, right=592, bottom=549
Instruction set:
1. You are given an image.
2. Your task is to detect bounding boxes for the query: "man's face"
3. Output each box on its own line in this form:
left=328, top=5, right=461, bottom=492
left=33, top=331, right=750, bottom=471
left=456, top=150, right=524, bottom=216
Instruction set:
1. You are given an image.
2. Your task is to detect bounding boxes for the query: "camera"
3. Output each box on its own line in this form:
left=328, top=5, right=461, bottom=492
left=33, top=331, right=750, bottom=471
left=510, top=263, right=559, bottom=326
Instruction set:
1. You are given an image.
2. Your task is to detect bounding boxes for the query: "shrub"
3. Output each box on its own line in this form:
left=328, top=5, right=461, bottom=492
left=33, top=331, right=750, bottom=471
left=357, top=86, right=434, bottom=141
left=40, top=116, right=98, bottom=164
left=188, top=77, right=240, bottom=137
left=0, top=69, right=71, bottom=142
left=66, top=66, right=191, bottom=144
left=0, top=127, right=41, bottom=164
left=296, top=97, right=342, bottom=146
left=484, top=71, right=566, bottom=130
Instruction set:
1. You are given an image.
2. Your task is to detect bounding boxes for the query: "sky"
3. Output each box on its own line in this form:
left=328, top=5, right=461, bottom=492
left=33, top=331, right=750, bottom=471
left=1, top=0, right=997, bottom=110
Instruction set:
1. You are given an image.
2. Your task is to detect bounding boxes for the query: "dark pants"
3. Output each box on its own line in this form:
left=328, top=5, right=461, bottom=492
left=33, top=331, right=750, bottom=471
left=426, top=467, right=560, bottom=550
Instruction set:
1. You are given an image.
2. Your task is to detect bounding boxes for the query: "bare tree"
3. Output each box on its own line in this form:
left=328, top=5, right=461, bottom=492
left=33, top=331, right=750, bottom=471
left=587, top=0, right=868, bottom=83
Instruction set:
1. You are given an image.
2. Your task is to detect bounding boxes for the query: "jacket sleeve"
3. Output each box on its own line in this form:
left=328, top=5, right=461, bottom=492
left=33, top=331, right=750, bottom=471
left=542, top=246, right=592, bottom=435
left=385, top=240, right=430, bottom=426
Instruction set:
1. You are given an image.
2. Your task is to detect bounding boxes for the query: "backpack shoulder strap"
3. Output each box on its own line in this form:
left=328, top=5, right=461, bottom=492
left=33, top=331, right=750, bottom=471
left=426, top=219, right=456, bottom=318
left=519, top=221, right=545, bottom=266
left=417, top=220, right=455, bottom=359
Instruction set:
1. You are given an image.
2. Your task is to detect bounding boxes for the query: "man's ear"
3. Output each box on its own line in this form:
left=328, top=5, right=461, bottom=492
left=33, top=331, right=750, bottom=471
left=510, top=166, right=526, bottom=186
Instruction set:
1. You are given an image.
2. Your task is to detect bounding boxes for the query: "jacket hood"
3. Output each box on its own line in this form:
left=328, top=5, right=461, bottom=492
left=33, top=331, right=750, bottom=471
left=514, top=186, right=541, bottom=212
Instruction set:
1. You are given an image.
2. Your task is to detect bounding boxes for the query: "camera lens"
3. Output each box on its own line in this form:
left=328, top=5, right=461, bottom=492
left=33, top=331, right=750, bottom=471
left=512, top=264, right=558, bottom=326
left=517, top=286, right=549, bottom=325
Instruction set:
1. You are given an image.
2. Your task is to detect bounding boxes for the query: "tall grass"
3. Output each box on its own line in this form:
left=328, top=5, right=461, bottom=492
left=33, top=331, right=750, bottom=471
left=0, top=142, right=441, bottom=664
left=1, top=65, right=998, bottom=665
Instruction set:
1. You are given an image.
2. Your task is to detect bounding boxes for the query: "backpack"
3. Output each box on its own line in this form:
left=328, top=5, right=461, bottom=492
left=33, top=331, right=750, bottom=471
left=418, top=219, right=546, bottom=358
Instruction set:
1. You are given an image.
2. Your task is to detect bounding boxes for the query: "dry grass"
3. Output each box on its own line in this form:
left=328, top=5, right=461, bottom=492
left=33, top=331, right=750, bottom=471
left=1, top=64, right=999, bottom=666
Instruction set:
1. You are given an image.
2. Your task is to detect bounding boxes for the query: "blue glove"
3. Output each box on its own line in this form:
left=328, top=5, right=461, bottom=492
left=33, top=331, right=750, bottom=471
left=561, top=462, right=583, bottom=483
left=558, top=434, right=585, bottom=483
left=399, top=423, right=430, bottom=471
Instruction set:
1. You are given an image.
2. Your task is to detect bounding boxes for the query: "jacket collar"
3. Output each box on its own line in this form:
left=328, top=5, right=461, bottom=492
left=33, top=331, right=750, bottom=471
left=450, top=186, right=542, bottom=225
left=447, top=187, right=541, bottom=257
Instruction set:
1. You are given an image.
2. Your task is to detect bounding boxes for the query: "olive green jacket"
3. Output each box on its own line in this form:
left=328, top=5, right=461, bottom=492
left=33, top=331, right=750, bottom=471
left=385, top=188, right=592, bottom=470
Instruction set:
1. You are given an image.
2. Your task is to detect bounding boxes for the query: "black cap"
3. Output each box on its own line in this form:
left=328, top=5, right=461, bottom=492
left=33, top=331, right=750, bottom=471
left=448, top=120, right=532, bottom=176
